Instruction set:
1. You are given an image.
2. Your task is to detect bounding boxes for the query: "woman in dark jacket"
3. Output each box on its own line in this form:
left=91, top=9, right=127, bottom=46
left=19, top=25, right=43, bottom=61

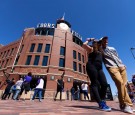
left=83, top=38, right=111, bottom=112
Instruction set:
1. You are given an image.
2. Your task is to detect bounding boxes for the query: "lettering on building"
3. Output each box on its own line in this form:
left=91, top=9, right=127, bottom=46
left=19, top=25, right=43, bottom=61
left=37, top=23, right=55, bottom=28
left=71, top=30, right=82, bottom=40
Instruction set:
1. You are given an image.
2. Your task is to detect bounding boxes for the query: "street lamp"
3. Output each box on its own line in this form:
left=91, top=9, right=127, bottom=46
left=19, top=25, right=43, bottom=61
left=130, top=47, right=135, bottom=60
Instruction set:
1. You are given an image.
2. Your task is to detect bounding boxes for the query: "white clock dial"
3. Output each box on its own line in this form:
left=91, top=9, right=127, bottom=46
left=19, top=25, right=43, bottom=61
left=60, top=23, right=69, bottom=30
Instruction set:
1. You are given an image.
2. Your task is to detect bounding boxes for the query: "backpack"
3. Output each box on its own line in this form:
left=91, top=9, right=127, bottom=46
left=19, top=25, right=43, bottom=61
left=9, top=85, right=16, bottom=93
left=12, top=85, right=16, bottom=91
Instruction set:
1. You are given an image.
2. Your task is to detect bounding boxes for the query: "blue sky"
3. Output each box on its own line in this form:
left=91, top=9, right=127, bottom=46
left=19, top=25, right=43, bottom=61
left=0, top=0, right=135, bottom=95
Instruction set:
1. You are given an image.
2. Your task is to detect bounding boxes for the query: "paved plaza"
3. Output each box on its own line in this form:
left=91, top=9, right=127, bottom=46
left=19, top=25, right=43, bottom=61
left=0, top=99, right=135, bottom=115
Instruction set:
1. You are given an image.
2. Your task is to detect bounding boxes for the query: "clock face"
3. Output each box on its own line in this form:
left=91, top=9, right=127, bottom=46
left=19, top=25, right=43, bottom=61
left=60, top=23, right=69, bottom=30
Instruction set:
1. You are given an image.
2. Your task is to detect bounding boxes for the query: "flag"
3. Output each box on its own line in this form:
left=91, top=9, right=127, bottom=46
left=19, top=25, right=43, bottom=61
left=57, top=13, right=65, bottom=21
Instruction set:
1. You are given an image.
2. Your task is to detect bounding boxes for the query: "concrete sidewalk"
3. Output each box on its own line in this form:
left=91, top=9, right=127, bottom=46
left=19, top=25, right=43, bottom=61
left=0, top=99, right=134, bottom=115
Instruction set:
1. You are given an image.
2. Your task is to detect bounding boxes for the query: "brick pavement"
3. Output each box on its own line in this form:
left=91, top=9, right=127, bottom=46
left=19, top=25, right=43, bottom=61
left=0, top=99, right=134, bottom=115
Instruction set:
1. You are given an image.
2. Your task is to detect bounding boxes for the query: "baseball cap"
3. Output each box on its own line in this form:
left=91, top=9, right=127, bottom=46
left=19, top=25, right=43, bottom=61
left=99, top=36, right=108, bottom=41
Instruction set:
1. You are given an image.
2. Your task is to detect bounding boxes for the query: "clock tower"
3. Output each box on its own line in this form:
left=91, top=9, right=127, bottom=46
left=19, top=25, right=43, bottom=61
left=56, top=18, right=71, bottom=31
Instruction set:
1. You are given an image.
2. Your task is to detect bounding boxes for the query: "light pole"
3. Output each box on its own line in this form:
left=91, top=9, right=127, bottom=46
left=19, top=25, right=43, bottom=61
left=130, top=47, right=135, bottom=60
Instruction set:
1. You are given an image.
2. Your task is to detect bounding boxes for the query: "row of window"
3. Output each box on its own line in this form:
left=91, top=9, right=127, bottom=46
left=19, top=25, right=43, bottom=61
left=0, top=47, right=16, bottom=59
left=73, top=36, right=83, bottom=46
left=25, top=55, right=86, bottom=74
left=0, top=44, right=24, bottom=68
left=0, top=44, right=84, bottom=60
left=73, top=50, right=84, bottom=63
left=0, top=58, right=12, bottom=68
left=0, top=58, right=85, bottom=75
left=26, top=55, right=48, bottom=66
left=35, top=28, right=54, bottom=36
left=0, top=45, right=85, bottom=69
left=73, top=61, right=86, bottom=74
left=26, top=55, right=64, bottom=67
left=0, top=55, right=86, bottom=74
left=30, top=43, right=51, bottom=53
left=35, top=28, right=83, bottom=47
left=59, top=58, right=86, bottom=74
left=29, top=44, right=84, bottom=63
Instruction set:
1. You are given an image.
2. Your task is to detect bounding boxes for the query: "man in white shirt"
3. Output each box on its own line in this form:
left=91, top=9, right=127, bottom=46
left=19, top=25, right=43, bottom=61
left=32, top=76, right=44, bottom=102
left=81, top=82, right=89, bottom=100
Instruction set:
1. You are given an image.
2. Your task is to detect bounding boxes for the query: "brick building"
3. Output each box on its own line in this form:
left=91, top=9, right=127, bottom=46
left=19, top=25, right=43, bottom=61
left=0, top=19, right=90, bottom=98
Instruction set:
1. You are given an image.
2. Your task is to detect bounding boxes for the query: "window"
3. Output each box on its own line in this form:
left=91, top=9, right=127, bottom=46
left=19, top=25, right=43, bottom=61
left=25, top=55, right=32, bottom=65
left=73, top=37, right=75, bottom=42
left=42, top=56, right=48, bottom=66
left=9, top=58, right=12, bottom=66
left=83, top=66, right=86, bottom=74
left=82, top=55, right=84, bottom=63
left=1, top=61, right=4, bottom=68
left=73, top=61, right=77, bottom=71
left=9, top=48, right=14, bottom=56
left=20, top=45, right=24, bottom=53
left=48, top=28, right=55, bottom=36
left=35, top=28, right=54, bottom=36
left=79, top=64, right=82, bottom=73
left=45, top=44, right=50, bottom=53
left=4, top=59, right=9, bottom=68
left=5, top=50, right=10, bottom=57
left=78, top=52, right=81, bottom=61
left=76, top=39, right=80, bottom=45
left=73, top=50, right=76, bottom=59
left=2, top=51, right=6, bottom=58
left=60, top=46, right=65, bottom=56
left=30, top=44, right=35, bottom=52
left=42, top=29, right=48, bottom=35
left=34, top=55, right=40, bottom=65
left=72, top=36, right=83, bottom=46
left=15, top=56, right=20, bottom=65
left=59, top=58, right=65, bottom=67
left=13, top=47, right=17, bottom=55
left=0, top=52, right=3, bottom=58
left=37, top=43, right=43, bottom=52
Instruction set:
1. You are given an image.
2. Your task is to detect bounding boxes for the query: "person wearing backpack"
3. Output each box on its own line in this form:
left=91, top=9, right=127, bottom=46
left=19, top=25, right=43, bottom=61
left=13, top=77, right=23, bottom=100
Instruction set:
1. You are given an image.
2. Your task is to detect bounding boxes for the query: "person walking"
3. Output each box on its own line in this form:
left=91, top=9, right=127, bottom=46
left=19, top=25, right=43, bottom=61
left=31, top=76, right=44, bottom=102
left=9, top=84, right=17, bottom=99
left=81, top=82, right=89, bottom=100
left=100, top=36, right=133, bottom=114
left=70, top=86, right=75, bottom=101
left=13, top=77, right=23, bottom=100
left=54, top=75, right=64, bottom=101
left=22, top=72, right=32, bottom=101
left=82, top=38, right=111, bottom=112
left=74, top=85, right=80, bottom=100
left=66, top=88, right=69, bottom=100
left=2, top=78, right=15, bottom=100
